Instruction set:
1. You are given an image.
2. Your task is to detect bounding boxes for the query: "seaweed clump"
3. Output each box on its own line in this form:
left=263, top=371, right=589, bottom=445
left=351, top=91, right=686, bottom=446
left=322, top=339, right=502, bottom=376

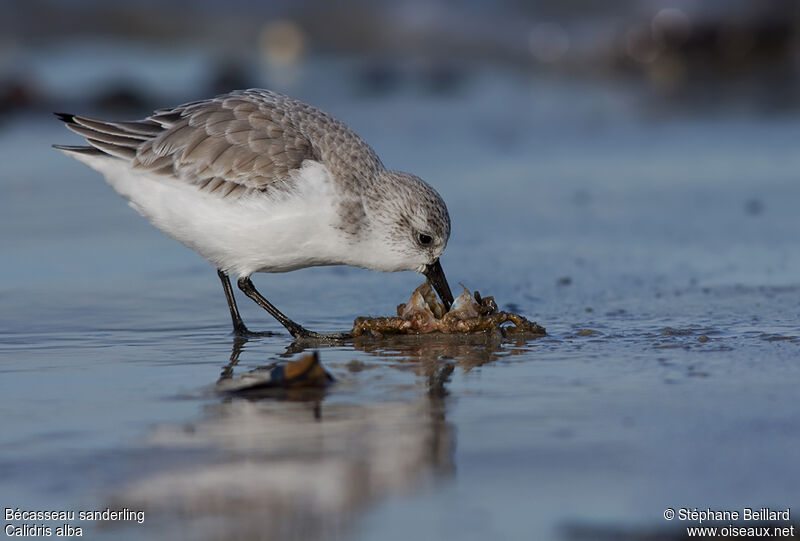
left=352, top=282, right=546, bottom=338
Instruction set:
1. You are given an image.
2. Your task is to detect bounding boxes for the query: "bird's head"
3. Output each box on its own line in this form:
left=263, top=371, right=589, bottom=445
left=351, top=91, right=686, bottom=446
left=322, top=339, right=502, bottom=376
left=361, top=171, right=454, bottom=309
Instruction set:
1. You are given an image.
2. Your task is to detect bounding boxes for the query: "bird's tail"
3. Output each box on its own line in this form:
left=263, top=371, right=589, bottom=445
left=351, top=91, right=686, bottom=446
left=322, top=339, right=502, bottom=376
left=52, top=112, right=162, bottom=160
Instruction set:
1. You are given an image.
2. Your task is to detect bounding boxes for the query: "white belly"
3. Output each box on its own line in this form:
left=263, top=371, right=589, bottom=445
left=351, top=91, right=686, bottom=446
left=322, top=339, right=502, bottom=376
left=72, top=155, right=351, bottom=277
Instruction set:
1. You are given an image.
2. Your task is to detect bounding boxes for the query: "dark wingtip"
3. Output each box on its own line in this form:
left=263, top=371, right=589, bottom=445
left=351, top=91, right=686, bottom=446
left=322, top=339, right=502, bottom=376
left=54, top=112, right=75, bottom=123
left=52, top=144, right=102, bottom=155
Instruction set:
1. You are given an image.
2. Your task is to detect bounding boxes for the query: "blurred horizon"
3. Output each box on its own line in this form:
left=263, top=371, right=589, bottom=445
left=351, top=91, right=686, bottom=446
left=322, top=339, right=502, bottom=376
left=2, top=0, right=799, bottom=117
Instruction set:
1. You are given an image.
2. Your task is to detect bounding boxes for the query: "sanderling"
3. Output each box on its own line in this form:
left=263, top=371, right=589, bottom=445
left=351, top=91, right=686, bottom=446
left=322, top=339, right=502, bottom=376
left=54, top=89, right=454, bottom=338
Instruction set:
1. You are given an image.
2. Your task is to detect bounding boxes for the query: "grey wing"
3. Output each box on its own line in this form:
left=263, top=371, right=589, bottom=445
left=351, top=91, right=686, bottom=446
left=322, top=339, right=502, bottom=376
left=55, top=91, right=317, bottom=197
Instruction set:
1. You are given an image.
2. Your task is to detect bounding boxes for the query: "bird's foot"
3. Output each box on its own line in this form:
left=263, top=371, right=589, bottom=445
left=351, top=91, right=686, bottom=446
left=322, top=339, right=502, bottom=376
left=232, top=323, right=280, bottom=338
left=291, top=327, right=352, bottom=342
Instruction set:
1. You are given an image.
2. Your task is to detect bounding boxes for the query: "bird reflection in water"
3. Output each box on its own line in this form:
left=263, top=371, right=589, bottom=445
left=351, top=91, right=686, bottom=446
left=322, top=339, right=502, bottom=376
left=103, top=331, right=549, bottom=540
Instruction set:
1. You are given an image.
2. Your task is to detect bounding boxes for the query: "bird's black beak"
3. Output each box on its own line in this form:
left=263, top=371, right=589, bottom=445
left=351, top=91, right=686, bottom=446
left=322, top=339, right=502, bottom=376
left=424, top=259, right=454, bottom=311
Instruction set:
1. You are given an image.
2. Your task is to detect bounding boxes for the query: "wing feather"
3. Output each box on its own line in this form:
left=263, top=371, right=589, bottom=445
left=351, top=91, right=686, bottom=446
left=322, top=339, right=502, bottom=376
left=65, top=123, right=143, bottom=148
left=55, top=89, right=384, bottom=198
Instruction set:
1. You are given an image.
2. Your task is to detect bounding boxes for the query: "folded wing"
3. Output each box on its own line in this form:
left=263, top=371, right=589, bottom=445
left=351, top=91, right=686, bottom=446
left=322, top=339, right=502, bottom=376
left=55, top=90, right=319, bottom=198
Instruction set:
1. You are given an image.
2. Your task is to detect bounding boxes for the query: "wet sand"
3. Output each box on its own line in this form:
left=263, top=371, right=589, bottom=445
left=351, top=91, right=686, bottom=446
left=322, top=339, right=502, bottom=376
left=2, top=56, right=800, bottom=540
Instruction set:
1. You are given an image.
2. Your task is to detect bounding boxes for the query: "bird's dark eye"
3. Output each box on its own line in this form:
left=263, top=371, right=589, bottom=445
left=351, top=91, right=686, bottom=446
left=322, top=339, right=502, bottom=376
left=418, top=233, right=433, bottom=246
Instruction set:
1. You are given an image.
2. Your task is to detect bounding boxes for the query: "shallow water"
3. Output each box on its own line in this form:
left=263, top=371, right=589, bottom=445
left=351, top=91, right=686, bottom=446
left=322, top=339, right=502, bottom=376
left=2, top=54, right=800, bottom=540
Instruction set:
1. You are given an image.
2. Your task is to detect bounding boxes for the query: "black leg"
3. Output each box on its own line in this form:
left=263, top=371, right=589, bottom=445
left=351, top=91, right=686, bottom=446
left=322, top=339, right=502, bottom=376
left=237, top=276, right=317, bottom=339
left=217, top=269, right=250, bottom=335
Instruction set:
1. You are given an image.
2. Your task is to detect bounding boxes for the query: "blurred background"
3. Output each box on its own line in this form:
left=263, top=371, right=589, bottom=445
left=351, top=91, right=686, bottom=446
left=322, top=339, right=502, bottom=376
left=2, top=0, right=799, bottom=116
left=2, top=1, right=799, bottom=540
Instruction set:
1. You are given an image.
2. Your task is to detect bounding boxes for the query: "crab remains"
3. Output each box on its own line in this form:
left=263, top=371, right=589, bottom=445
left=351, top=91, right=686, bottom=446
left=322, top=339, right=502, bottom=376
left=352, top=282, right=546, bottom=337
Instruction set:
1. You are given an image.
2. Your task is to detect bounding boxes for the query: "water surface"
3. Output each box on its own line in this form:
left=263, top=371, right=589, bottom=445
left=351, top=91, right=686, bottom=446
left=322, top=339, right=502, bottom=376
left=2, top=54, right=799, bottom=540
